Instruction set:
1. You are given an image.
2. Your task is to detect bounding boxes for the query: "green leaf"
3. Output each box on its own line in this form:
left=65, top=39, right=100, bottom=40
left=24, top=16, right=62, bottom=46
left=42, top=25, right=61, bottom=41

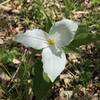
left=71, top=33, right=100, bottom=47
left=92, top=0, right=100, bottom=5
left=45, top=15, right=53, bottom=33
left=65, top=33, right=100, bottom=53
left=32, top=61, right=53, bottom=100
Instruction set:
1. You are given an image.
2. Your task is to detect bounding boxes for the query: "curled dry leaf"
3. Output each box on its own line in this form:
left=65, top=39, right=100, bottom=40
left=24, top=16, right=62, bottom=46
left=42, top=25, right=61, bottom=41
left=0, top=38, right=4, bottom=44
left=12, top=58, right=21, bottom=64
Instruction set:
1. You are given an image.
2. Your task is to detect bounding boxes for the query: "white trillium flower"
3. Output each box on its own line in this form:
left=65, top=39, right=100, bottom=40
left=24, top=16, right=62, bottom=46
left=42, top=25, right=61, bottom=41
left=15, top=19, right=79, bottom=82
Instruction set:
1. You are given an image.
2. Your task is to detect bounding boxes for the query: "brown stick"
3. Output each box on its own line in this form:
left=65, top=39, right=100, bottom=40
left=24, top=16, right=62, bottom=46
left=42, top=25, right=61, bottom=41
left=7, top=66, right=20, bottom=87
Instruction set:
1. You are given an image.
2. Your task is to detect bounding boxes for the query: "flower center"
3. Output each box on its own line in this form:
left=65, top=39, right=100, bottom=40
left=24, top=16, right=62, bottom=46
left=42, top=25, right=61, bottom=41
left=48, top=38, right=55, bottom=45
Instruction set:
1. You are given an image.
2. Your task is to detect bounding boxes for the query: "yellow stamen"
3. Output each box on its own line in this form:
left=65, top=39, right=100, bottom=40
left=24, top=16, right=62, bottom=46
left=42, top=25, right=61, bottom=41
left=48, top=38, right=55, bottom=45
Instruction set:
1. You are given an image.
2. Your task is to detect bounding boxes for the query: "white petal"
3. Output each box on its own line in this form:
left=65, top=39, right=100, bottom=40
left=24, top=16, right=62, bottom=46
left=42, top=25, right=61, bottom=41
left=15, top=29, right=49, bottom=49
left=42, top=47, right=67, bottom=82
left=49, top=19, right=79, bottom=47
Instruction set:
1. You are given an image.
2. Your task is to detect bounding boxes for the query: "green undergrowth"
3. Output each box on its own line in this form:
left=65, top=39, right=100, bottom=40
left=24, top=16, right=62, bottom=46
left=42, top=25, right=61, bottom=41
left=0, top=0, right=100, bottom=100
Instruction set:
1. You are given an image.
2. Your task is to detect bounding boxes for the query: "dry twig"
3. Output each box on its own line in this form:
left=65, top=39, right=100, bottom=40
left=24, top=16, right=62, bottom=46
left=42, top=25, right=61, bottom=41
left=7, top=66, right=20, bottom=87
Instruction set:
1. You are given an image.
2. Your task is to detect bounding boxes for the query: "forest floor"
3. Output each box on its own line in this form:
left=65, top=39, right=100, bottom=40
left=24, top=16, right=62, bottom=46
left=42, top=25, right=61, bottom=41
left=0, top=0, right=100, bottom=100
